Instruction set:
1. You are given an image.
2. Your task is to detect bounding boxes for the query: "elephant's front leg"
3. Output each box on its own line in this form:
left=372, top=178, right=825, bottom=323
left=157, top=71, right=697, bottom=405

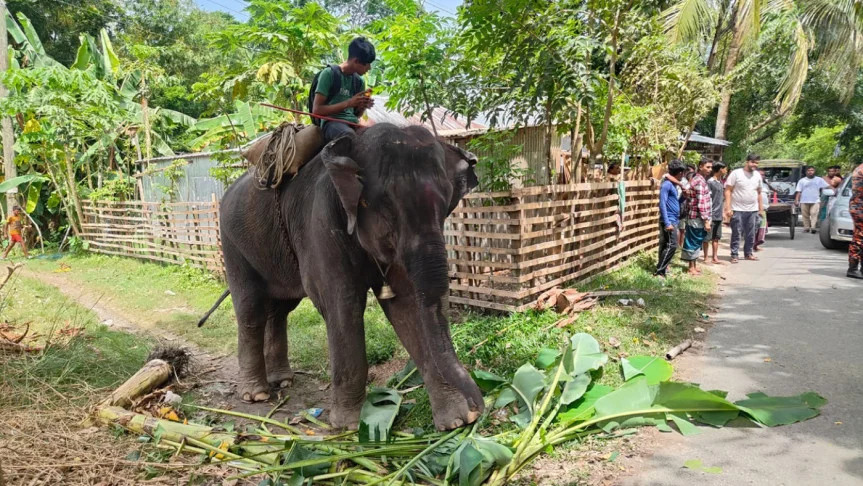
left=315, top=291, right=368, bottom=429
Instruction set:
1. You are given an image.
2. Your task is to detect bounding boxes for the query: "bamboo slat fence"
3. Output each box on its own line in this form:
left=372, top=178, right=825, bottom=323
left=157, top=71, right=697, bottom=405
left=80, top=197, right=225, bottom=275
left=81, top=180, right=659, bottom=312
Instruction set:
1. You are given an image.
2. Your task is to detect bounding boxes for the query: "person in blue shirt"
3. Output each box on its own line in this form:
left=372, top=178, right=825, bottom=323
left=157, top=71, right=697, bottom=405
left=655, top=160, right=687, bottom=277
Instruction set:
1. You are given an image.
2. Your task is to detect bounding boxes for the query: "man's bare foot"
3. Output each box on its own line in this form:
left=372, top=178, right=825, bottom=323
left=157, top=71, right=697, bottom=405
left=745, top=255, right=759, bottom=261
left=687, top=268, right=701, bottom=275
left=712, top=258, right=726, bottom=265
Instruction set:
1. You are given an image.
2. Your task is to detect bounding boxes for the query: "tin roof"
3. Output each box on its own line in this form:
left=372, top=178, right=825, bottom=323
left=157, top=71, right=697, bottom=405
left=682, top=131, right=731, bottom=146
left=366, top=96, right=485, bottom=132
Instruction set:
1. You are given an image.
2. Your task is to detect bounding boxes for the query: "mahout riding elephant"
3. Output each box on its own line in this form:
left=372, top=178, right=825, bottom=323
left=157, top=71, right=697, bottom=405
left=217, top=123, right=482, bottom=431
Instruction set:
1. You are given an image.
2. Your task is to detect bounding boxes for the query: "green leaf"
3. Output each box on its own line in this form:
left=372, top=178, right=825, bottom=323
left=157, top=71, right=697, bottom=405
left=667, top=413, right=701, bottom=436
left=692, top=411, right=739, bottom=427
left=564, top=333, right=608, bottom=376
left=46, top=192, right=61, bottom=212
left=72, top=37, right=91, bottom=70
left=560, top=374, right=591, bottom=405
left=494, top=388, right=516, bottom=409
left=358, top=388, right=402, bottom=443
left=236, top=100, right=258, bottom=140
left=100, top=30, right=121, bottom=76
left=0, top=174, right=48, bottom=193
left=594, top=377, right=655, bottom=419
left=683, top=459, right=722, bottom=474
left=535, top=348, right=560, bottom=369
left=734, top=392, right=826, bottom=427
left=621, top=356, right=673, bottom=384
left=653, top=382, right=739, bottom=412
left=472, top=369, right=506, bottom=393
left=557, top=384, right=613, bottom=425
left=26, top=181, right=42, bottom=213
left=458, top=443, right=485, bottom=486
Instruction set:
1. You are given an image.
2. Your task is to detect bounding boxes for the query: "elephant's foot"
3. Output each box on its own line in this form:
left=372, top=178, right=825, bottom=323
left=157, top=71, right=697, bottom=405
left=429, top=387, right=484, bottom=431
left=329, top=401, right=363, bottom=430
left=267, top=368, right=294, bottom=389
left=237, top=377, right=270, bottom=403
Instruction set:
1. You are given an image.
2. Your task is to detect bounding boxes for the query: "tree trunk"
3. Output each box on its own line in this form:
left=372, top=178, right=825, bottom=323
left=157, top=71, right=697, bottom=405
left=418, top=74, right=438, bottom=137
left=63, top=147, right=85, bottom=235
left=142, top=96, right=152, bottom=160
left=545, top=95, right=554, bottom=182
left=44, top=160, right=79, bottom=237
left=714, top=22, right=744, bottom=140
left=0, top=2, right=16, bottom=213
left=572, top=102, right=583, bottom=183
left=706, top=1, right=730, bottom=72
left=595, top=8, right=621, bottom=158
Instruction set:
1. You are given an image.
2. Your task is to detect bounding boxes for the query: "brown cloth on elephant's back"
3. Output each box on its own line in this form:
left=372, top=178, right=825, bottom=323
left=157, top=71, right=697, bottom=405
left=242, top=122, right=324, bottom=189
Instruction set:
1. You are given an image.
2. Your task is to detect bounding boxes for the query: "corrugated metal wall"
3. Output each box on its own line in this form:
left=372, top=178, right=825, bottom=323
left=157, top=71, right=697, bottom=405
left=442, top=126, right=563, bottom=186
left=139, top=150, right=240, bottom=203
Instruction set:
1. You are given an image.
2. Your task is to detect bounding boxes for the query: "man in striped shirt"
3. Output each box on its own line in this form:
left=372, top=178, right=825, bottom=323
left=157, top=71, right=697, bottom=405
left=680, top=158, right=713, bottom=275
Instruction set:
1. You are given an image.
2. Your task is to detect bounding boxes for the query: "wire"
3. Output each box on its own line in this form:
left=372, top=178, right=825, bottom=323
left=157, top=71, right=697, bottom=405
left=423, top=0, right=457, bottom=16
left=196, top=0, right=250, bottom=20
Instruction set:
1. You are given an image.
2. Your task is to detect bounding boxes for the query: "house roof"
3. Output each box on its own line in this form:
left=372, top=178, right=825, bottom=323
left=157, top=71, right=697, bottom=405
left=366, top=96, right=485, bottom=133
left=683, top=131, right=731, bottom=146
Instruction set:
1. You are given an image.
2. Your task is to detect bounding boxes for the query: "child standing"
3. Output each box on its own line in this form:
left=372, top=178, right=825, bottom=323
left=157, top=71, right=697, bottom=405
left=3, top=206, right=30, bottom=259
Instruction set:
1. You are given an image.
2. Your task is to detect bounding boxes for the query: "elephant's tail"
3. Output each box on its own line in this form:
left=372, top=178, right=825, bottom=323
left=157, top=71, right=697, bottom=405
left=197, top=289, right=231, bottom=327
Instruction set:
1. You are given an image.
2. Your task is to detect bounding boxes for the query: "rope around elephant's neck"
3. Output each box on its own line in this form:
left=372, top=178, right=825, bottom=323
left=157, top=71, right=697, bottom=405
left=372, top=256, right=390, bottom=283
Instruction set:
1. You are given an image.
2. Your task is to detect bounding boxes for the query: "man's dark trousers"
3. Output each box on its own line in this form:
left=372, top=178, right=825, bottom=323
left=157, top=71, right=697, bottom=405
left=322, top=121, right=355, bottom=143
left=730, top=210, right=759, bottom=258
left=655, top=223, right=678, bottom=276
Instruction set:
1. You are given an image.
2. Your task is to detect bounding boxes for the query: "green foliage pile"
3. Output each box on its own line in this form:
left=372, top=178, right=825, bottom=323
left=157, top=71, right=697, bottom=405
left=129, top=333, right=824, bottom=485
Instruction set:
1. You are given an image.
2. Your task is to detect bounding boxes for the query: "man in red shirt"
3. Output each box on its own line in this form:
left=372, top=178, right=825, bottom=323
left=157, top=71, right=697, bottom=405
left=680, top=159, right=713, bottom=275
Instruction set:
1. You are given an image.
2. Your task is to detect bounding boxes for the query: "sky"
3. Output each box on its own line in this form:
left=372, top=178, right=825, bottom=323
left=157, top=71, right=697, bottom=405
left=194, top=0, right=463, bottom=21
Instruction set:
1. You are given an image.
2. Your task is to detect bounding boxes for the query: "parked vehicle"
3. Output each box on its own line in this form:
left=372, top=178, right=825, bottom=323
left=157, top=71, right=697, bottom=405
left=760, top=160, right=805, bottom=239
left=820, top=176, right=855, bottom=249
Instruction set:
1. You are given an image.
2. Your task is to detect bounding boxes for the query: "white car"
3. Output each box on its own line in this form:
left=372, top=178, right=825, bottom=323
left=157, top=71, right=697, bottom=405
left=820, top=176, right=855, bottom=249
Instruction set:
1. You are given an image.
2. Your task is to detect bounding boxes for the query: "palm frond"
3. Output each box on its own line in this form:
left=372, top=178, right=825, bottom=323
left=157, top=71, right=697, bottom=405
left=661, top=0, right=714, bottom=43
left=735, top=0, right=764, bottom=48
left=801, top=0, right=863, bottom=103
left=775, top=20, right=811, bottom=113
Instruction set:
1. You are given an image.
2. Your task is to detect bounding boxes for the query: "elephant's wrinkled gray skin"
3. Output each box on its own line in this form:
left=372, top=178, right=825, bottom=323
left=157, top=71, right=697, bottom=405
left=219, top=124, right=482, bottom=431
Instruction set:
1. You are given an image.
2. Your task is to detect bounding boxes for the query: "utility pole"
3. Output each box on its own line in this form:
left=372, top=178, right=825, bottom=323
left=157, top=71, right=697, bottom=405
left=0, top=1, right=16, bottom=211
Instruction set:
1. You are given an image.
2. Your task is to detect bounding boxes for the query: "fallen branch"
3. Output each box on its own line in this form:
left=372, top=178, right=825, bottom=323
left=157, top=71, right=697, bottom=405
left=0, top=264, right=23, bottom=293
left=665, top=340, right=692, bottom=360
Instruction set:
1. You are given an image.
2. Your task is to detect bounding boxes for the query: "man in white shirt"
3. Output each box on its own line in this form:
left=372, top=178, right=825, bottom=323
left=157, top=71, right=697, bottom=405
left=724, top=154, right=764, bottom=262
left=794, top=166, right=831, bottom=233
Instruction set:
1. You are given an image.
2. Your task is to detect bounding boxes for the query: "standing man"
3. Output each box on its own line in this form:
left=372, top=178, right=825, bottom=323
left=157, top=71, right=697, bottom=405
left=724, top=154, right=763, bottom=263
left=824, top=165, right=843, bottom=188
left=680, top=158, right=713, bottom=275
left=703, top=161, right=727, bottom=264
left=655, top=160, right=686, bottom=278
left=312, top=37, right=376, bottom=142
left=794, top=166, right=831, bottom=233
left=607, top=162, right=622, bottom=181
left=847, top=161, right=863, bottom=279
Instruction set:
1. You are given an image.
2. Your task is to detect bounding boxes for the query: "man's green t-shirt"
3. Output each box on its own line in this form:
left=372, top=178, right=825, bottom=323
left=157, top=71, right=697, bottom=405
left=315, top=68, right=365, bottom=126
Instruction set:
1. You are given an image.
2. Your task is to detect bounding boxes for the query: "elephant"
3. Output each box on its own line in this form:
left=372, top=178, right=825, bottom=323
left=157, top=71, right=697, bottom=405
left=216, top=123, right=483, bottom=431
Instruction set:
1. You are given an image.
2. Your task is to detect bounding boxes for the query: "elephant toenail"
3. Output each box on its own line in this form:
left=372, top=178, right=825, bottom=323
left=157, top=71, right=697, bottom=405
left=467, top=410, right=480, bottom=423
left=452, top=419, right=464, bottom=429
left=279, top=379, right=291, bottom=388
left=254, top=391, right=270, bottom=401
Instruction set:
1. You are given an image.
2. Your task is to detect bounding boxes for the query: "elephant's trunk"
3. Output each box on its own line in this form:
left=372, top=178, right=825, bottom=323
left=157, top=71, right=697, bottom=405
left=405, top=236, right=450, bottom=308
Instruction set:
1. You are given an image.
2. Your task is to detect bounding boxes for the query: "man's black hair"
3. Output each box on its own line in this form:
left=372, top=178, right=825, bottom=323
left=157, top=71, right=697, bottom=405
left=829, top=165, right=842, bottom=170
left=668, top=159, right=686, bottom=177
left=805, top=165, right=816, bottom=171
left=698, top=157, right=713, bottom=167
left=608, top=162, right=619, bottom=171
left=746, top=153, right=761, bottom=162
left=686, top=164, right=696, bottom=171
left=348, top=37, right=376, bottom=64
left=712, top=161, right=726, bottom=174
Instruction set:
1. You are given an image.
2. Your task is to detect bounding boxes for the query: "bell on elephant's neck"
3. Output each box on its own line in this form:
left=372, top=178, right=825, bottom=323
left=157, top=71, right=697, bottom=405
left=377, top=283, right=396, bottom=300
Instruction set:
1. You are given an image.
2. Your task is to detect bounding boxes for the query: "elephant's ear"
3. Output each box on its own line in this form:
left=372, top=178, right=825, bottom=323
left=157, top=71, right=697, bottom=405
left=322, top=135, right=363, bottom=235
left=442, top=143, right=479, bottom=215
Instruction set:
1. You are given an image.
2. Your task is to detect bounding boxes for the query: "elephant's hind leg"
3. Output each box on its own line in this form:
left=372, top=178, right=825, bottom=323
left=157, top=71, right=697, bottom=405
left=265, top=299, right=300, bottom=388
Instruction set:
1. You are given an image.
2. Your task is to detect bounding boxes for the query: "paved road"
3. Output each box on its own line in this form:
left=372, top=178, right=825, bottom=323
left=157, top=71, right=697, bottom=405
left=626, top=232, right=863, bottom=486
